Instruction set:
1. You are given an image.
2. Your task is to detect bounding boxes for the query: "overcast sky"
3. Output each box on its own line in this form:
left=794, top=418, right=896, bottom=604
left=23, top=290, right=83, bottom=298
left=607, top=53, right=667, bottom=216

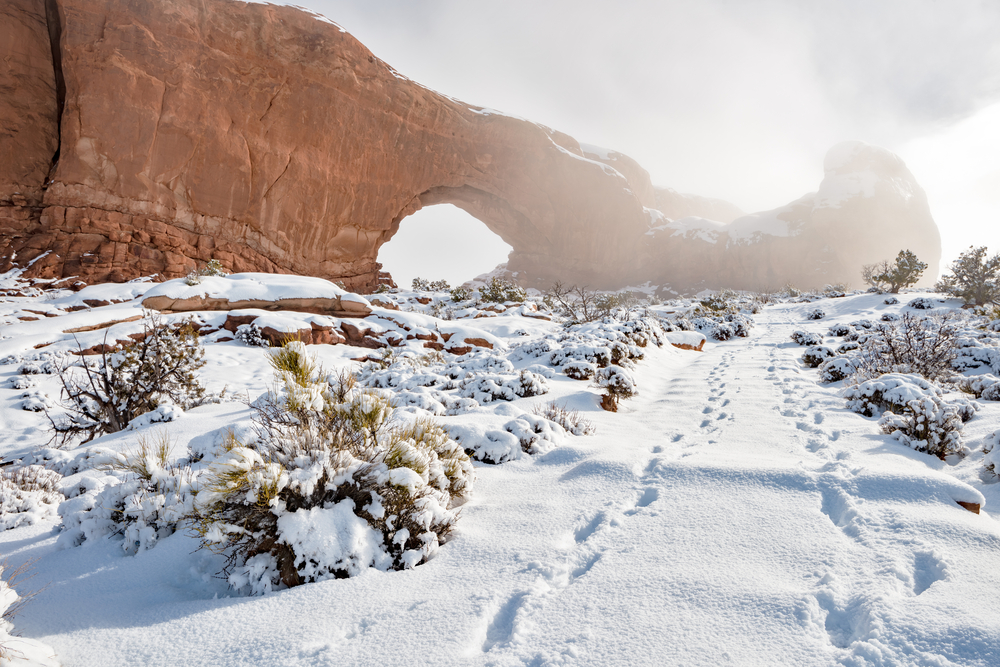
left=284, top=0, right=1000, bottom=286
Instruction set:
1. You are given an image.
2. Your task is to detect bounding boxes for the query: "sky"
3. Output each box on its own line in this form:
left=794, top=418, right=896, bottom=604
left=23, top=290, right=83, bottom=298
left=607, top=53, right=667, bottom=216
left=284, top=0, right=1000, bottom=287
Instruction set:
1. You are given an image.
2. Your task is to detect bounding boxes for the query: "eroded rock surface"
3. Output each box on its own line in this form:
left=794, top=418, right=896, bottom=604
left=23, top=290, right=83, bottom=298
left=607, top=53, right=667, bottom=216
left=0, top=0, right=941, bottom=293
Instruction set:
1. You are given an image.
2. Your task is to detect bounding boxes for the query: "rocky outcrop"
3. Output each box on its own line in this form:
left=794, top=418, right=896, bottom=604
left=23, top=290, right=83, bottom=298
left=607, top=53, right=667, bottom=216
left=643, top=142, right=941, bottom=291
left=0, top=0, right=648, bottom=290
left=0, top=0, right=941, bottom=294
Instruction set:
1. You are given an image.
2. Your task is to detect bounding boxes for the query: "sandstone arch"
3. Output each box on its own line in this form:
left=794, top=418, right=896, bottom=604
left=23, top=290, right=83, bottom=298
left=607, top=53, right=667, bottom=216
left=0, top=0, right=941, bottom=293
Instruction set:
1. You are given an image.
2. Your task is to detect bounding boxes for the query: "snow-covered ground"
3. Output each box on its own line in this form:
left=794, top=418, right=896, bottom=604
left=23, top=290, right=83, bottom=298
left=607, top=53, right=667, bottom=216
left=1, top=275, right=998, bottom=666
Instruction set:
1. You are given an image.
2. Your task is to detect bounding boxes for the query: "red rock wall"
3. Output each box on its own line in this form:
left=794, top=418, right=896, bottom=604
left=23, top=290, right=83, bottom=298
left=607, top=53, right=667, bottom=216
left=0, top=0, right=649, bottom=290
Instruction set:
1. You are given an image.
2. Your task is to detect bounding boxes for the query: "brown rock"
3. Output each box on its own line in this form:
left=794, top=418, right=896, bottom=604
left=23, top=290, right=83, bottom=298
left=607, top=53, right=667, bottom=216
left=463, top=337, right=493, bottom=350
left=447, top=346, right=472, bottom=356
left=260, top=327, right=311, bottom=347
left=83, top=299, right=110, bottom=308
left=0, top=0, right=942, bottom=295
left=956, top=501, right=980, bottom=514
left=671, top=341, right=705, bottom=352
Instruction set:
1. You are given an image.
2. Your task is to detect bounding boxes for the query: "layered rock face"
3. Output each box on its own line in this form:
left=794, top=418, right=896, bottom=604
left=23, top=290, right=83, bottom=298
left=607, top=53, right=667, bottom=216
left=0, top=0, right=941, bottom=293
left=0, top=0, right=649, bottom=290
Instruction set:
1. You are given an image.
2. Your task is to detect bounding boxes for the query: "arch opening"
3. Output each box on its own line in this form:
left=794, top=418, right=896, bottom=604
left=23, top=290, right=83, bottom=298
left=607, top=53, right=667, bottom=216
left=377, top=204, right=513, bottom=289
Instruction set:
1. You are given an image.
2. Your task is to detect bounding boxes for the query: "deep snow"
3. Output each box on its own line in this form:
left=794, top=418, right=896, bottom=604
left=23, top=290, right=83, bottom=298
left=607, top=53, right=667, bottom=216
left=1, top=278, right=998, bottom=667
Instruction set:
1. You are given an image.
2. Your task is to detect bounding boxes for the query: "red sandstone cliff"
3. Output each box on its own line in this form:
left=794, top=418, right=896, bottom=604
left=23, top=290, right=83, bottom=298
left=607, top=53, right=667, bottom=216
left=0, top=0, right=941, bottom=293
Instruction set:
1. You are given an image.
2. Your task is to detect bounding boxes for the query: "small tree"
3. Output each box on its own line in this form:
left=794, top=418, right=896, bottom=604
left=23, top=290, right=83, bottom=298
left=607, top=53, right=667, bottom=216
left=862, top=250, right=927, bottom=293
left=935, top=246, right=1000, bottom=305
left=50, top=317, right=206, bottom=442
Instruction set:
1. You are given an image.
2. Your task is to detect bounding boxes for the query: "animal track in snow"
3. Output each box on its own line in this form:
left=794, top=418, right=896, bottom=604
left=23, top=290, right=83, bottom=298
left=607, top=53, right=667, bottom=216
left=574, top=512, right=605, bottom=544
left=912, top=551, right=948, bottom=595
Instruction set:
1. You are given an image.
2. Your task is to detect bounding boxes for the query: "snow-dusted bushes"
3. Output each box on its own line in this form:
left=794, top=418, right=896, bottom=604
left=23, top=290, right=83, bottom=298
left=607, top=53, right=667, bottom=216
left=806, top=308, right=825, bottom=320
left=851, top=313, right=960, bottom=382
left=562, top=360, right=596, bottom=380
left=802, top=345, right=834, bottom=368
left=0, top=465, right=63, bottom=530
left=458, top=371, right=549, bottom=403
left=908, top=297, right=939, bottom=310
left=533, top=401, right=595, bottom=436
left=235, top=323, right=269, bottom=347
left=953, top=375, right=1000, bottom=400
left=185, top=258, right=228, bottom=286
left=818, top=357, right=857, bottom=383
left=791, top=330, right=823, bottom=346
left=828, top=323, right=853, bottom=337
left=480, top=277, right=526, bottom=304
left=193, top=342, right=474, bottom=594
left=596, top=366, right=636, bottom=412
left=51, top=316, right=206, bottom=442
left=983, top=431, right=1000, bottom=480
left=844, top=374, right=968, bottom=459
left=935, top=245, right=1000, bottom=306
left=58, top=432, right=195, bottom=553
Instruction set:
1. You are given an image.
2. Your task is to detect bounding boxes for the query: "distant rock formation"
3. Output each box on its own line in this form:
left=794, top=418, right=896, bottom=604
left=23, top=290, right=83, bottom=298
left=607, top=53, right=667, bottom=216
left=0, top=0, right=940, bottom=293
left=643, top=141, right=941, bottom=291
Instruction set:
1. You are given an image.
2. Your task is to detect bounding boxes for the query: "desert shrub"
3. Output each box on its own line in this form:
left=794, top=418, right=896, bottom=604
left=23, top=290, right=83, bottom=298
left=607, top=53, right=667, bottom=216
left=533, top=401, right=595, bottom=436
left=595, top=366, right=636, bottom=412
left=836, top=341, right=860, bottom=354
left=411, top=277, right=430, bottom=291
left=563, top=360, right=596, bottom=380
left=884, top=296, right=899, bottom=305
left=450, top=286, right=472, bottom=302
left=193, top=344, right=474, bottom=594
left=983, top=431, right=1000, bottom=480
left=184, top=259, right=229, bottom=286
left=851, top=313, right=959, bottom=382
left=504, top=415, right=566, bottom=455
left=458, top=370, right=548, bottom=403
left=481, top=277, right=526, bottom=304
left=791, top=330, right=823, bottom=346
left=59, top=431, right=195, bottom=553
left=881, top=313, right=899, bottom=322
left=0, top=465, right=63, bottom=530
left=545, top=282, right=620, bottom=322
left=862, top=250, right=927, bottom=294
left=908, top=297, right=940, bottom=310
left=550, top=344, right=611, bottom=368
left=698, top=289, right=741, bottom=314
left=50, top=317, right=206, bottom=442
left=953, top=375, right=1000, bottom=400
left=828, top=323, right=853, bottom=337
left=879, top=397, right=965, bottom=460
left=844, top=373, right=941, bottom=418
left=806, top=308, right=825, bottom=320
left=818, top=357, right=857, bottom=383
left=935, top=246, right=1000, bottom=306
left=802, top=345, right=835, bottom=368
left=235, top=323, right=269, bottom=347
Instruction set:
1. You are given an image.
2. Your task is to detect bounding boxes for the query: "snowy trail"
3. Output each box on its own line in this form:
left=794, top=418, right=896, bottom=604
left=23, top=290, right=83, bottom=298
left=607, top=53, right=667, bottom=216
left=4, top=298, right=1000, bottom=666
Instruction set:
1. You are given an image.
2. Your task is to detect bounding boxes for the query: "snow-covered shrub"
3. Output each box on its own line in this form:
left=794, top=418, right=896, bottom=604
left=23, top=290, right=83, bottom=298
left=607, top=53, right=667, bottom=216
left=692, top=317, right=734, bottom=341
left=563, top=360, right=596, bottom=380
left=836, top=341, right=860, bottom=354
left=791, top=331, right=823, bottom=346
left=879, top=398, right=965, bottom=460
left=802, top=345, right=835, bottom=368
left=828, top=323, right=853, bottom=337
left=983, top=431, right=1000, bottom=480
left=504, top=415, right=565, bottom=455
left=533, top=401, right=595, bottom=436
left=550, top=344, right=611, bottom=368
left=510, top=339, right=553, bottom=361
left=595, top=366, right=636, bottom=412
left=7, top=376, right=31, bottom=390
left=908, top=297, right=939, bottom=310
left=952, top=345, right=1000, bottom=375
left=0, top=465, right=63, bottom=530
left=51, top=316, right=206, bottom=442
left=235, top=323, right=269, bottom=347
left=19, top=389, right=53, bottom=412
left=862, top=250, right=927, bottom=294
left=193, top=344, right=473, bottom=594
left=723, top=312, right=754, bottom=337
left=851, top=313, right=959, bottom=382
left=881, top=313, right=899, bottom=322
left=458, top=371, right=548, bottom=403
left=818, top=357, right=857, bottom=383
left=450, top=286, right=471, bottom=302
left=480, top=277, right=526, bottom=304
left=185, top=259, right=229, bottom=286
left=59, top=432, right=196, bottom=554
left=884, top=296, right=899, bottom=305
left=844, top=373, right=940, bottom=418
left=953, top=375, right=1000, bottom=400
left=806, top=308, right=826, bottom=320
left=698, top=289, right=741, bottom=314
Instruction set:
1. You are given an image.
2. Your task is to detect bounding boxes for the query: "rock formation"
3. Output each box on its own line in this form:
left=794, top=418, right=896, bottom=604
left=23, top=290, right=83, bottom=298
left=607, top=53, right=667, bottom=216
left=0, top=0, right=941, bottom=293
left=643, top=141, right=941, bottom=291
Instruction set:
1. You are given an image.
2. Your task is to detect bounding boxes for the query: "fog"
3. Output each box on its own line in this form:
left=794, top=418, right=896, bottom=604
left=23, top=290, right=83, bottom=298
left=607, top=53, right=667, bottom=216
left=285, top=0, right=1000, bottom=284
